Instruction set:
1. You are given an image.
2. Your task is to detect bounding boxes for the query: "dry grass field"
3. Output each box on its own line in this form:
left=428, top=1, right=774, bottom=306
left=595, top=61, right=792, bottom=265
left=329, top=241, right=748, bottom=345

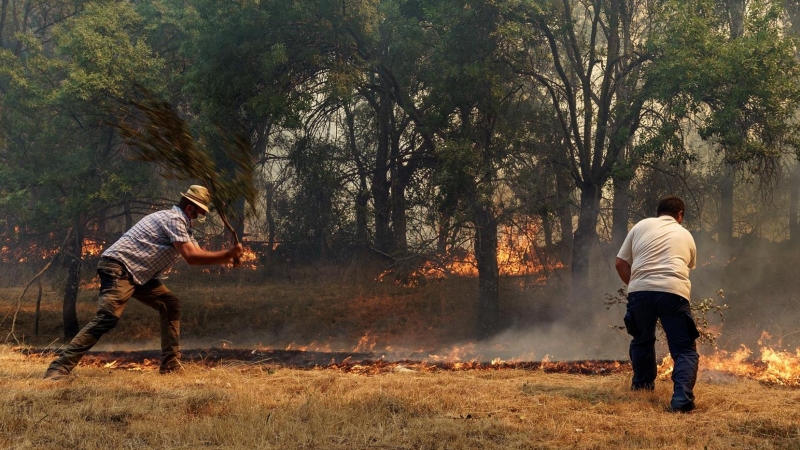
left=1, top=261, right=800, bottom=449
left=3, top=346, right=800, bottom=450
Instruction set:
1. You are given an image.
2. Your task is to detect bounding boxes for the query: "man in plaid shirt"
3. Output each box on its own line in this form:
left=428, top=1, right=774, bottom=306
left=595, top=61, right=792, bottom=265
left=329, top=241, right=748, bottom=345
left=44, top=185, right=243, bottom=379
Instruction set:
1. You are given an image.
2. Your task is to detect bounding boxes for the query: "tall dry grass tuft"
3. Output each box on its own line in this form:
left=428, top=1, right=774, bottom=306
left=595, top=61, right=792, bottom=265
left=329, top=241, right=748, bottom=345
left=2, top=346, right=800, bottom=449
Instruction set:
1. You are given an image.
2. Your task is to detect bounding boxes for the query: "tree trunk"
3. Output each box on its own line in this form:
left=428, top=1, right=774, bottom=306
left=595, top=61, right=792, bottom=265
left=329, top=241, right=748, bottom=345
left=571, top=182, right=602, bottom=291
left=541, top=211, right=554, bottom=254
left=234, top=197, right=246, bottom=243
left=13, top=0, right=31, bottom=56
left=612, top=176, right=631, bottom=251
left=34, top=275, right=42, bottom=337
left=390, top=177, right=408, bottom=254
left=313, top=185, right=330, bottom=259
left=124, top=202, right=133, bottom=230
left=437, top=212, right=450, bottom=255
left=389, top=114, right=409, bottom=254
left=0, top=0, right=9, bottom=50
left=343, top=103, right=370, bottom=245
left=62, top=221, right=83, bottom=341
left=474, top=204, right=500, bottom=339
left=719, top=0, right=743, bottom=246
left=718, top=169, right=734, bottom=246
left=97, top=215, right=106, bottom=242
left=266, top=182, right=276, bottom=259
left=555, top=164, right=574, bottom=266
left=791, top=164, right=800, bottom=243
left=538, top=212, right=554, bottom=281
left=355, top=185, right=370, bottom=244
left=372, top=97, right=393, bottom=254
left=718, top=0, right=743, bottom=250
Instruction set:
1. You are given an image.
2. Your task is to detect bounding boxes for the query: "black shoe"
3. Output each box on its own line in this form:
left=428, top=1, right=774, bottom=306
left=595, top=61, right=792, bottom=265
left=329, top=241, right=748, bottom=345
left=668, top=402, right=695, bottom=413
left=631, top=382, right=655, bottom=391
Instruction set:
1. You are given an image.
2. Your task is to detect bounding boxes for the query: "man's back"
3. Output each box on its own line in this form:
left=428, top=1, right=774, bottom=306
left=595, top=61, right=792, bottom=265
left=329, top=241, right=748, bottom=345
left=617, top=215, right=696, bottom=300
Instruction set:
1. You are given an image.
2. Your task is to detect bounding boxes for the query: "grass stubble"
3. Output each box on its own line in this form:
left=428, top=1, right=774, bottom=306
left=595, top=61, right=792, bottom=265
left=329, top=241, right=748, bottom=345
left=1, top=347, right=799, bottom=450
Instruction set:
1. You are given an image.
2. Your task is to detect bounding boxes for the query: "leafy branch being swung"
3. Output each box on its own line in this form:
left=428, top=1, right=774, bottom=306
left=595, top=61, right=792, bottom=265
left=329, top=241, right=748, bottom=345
left=112, top=87, right=257, bottom=262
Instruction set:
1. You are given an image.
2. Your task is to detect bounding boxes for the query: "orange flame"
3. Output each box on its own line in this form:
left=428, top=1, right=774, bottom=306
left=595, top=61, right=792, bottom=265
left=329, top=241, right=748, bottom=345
left=80, top=278, right=101, bottom=290
left=1, top=242, right=58, bottom=263
left=283, top=341, right=335, bottom=353
left=656, top=332, right=800, bottom=386
left=353, top=333, right=377, bottom=353
left=82, top=239, right=105, bottom=257
left=443, top=224, right=562, bottom=277
left=427, top=343, right=479, bottom=363
left=1, top=238, right=103, bottom=263
left=379, top=223, right=563, bottom=286
left=237, top=247, right=259, bottom=270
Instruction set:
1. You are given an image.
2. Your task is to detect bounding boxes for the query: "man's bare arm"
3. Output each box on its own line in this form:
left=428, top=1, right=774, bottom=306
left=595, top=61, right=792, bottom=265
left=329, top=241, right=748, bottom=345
left=615, top=257, right=631, bottom=285
left=173, top=241, right=243, bottom=265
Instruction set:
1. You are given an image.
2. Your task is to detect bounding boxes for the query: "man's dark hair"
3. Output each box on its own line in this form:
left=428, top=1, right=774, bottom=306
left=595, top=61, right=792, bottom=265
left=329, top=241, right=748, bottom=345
left=178, top=197, right=193, bottom=210
left=657, top=196, right=685, bottom=218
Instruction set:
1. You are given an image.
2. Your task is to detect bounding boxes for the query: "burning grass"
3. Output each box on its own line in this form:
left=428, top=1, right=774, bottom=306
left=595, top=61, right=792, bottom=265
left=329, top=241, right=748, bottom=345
left=18, top=343, right=800, bottom=385
left=3, top=346, right=800, bottom=449
left=18, top=347, right=630, bottom=376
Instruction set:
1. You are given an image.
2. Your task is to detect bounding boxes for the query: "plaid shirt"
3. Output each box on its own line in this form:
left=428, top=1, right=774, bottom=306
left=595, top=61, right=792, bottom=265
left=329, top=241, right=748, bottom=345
left=103, top=206, right=198, bottom=285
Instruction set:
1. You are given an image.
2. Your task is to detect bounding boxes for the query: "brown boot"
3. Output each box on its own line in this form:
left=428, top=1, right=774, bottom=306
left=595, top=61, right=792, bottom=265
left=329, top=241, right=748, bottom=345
left=43, top=368, right=71, bottom=381
left=159, top=361, right=184, bottom=374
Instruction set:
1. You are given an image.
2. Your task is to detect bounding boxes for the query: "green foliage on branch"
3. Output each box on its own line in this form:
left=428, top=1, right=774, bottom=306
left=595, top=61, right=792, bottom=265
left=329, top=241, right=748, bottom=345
left=113, top=88, right=257, bottom=238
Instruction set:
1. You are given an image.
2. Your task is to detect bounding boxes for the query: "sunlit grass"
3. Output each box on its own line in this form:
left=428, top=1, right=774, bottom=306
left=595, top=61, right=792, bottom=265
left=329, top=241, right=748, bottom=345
left=2, top=347, right=800, bottom=449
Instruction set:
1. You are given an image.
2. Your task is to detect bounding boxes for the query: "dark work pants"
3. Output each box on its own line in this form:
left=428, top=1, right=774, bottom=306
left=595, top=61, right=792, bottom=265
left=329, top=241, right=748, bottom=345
left=625, top=291, right=700, bottom=410
left=47, top=257, right=181, bottom=374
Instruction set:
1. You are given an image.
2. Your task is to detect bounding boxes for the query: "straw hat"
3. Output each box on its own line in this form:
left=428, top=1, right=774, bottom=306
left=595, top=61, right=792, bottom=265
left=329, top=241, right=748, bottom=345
left=181, top=185, right=211, bottom=213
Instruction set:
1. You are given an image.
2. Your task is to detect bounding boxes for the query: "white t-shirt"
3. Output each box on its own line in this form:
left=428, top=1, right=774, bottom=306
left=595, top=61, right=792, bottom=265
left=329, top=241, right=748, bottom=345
left=616, top=215, right=696, bottom=300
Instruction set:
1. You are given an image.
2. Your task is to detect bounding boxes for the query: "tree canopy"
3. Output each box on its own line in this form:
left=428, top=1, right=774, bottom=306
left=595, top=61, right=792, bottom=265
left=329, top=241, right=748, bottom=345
left=2, top=0, right=800, bottom=339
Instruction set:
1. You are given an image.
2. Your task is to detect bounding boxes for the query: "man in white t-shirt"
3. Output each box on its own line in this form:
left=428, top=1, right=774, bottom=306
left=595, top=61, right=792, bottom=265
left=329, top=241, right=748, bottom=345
left=615, top=196, right=699, bottom=413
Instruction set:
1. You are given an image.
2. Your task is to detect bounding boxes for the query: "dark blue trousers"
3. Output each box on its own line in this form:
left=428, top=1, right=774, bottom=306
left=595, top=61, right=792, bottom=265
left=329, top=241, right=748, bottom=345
left=625, top=291, right=699, bottom=410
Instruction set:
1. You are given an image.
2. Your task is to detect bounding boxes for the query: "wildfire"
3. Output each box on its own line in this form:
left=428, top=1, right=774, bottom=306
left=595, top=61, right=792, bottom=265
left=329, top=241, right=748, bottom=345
left=427, top=343, right=479, bottom=362
left=82, top=239, right=105, bottom=257
left=237, top=247, right=259, bottom=270
left=81, top=277, right=101, bottom=290
left=20, top=329, right=800, bottom=383
left=277, top=331, right=800, bottom=385
left=656, top=331, right=800, bottom=386
left=353, top=332, right=377, bottom=353
left=1, top=242, right=59, bottom=263
left=284, top=341, right=335, bottom=353
left=379, top=224, right=563, bottom=286
left=20, top=347, right=628, bottom=375
left=1, top=238, right=103, bottom=263
left=200, top=246, right=260, bottom=274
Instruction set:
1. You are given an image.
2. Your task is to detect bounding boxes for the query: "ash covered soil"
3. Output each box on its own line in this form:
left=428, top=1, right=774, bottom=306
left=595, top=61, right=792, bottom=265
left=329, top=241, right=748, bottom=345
left=19, top=347, right=629, bottom=375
